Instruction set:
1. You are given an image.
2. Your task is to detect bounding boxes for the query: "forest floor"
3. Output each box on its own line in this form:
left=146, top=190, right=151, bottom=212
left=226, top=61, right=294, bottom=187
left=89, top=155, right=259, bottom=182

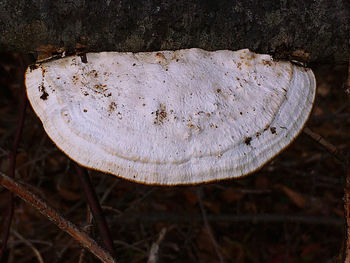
left=0, top=53, right=349, bottom=263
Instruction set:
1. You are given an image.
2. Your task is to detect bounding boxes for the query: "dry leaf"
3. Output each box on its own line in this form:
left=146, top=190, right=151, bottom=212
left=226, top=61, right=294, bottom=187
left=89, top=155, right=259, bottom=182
left=275, top=184, right=307, bottom=208
left=182, top=189, right=198, bottom=205
left=220, top=188, right=244, bottom=203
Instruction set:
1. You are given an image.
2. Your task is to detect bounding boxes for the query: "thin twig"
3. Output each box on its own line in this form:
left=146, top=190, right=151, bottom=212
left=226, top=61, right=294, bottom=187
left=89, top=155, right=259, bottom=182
left=0, top=172, right=116, bottom=263
left=196, top=187, right=225, bottom=263
left=344, top=54, right=350, bottom=96
left=75, top=165, right=116, bottom=258
left=113, top=240, right=147, bottom=255
left=342, top=51, right=350, bottom=263
left=344, top=166, right=350, bottom=263
left=147, top=228, right=167, bottom=263
left=124, top=189, right=155, bottom=213
left=82, top=175, right=119, bottom=262
left=52, top=239, right=75, bottom=263
left=100, top=180, right=119, bottom=204
left=78, top=206, right=94, bottom=263
left=111, top=212, right=343, bottom=225
left=0, top=57, right=27, bottom=261
left=78, top=242, right=88, bottom=263
left=11, top=230, right=44, bottom=263
left=303, top=127, right=345, bottom=163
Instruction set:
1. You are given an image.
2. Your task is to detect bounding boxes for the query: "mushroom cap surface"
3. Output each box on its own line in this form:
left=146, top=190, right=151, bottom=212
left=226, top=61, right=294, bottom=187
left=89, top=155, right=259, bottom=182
left=25, top=48, right=316, bottom=185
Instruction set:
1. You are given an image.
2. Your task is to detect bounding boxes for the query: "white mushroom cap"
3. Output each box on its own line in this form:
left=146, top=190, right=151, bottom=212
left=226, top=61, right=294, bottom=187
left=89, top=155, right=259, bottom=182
left=25, top=48, right=316, bottom=185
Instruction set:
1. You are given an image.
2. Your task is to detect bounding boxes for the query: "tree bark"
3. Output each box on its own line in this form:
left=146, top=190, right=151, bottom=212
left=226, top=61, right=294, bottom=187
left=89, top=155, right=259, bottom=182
left=0, top=0, right=348, bottom=63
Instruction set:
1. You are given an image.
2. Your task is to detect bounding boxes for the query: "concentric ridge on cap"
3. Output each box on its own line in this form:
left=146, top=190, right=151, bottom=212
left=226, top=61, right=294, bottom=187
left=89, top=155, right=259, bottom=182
left=25, top=48, right=316, bottom=185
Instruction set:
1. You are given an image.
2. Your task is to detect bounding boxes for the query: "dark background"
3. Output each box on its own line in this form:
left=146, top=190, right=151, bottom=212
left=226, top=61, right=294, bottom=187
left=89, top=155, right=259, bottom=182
left=0, top=0, right=349, bottom=262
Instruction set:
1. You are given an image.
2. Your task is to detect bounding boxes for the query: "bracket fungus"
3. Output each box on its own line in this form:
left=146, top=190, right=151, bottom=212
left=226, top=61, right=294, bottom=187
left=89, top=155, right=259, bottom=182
left=25, top=48, right=316, bottom=185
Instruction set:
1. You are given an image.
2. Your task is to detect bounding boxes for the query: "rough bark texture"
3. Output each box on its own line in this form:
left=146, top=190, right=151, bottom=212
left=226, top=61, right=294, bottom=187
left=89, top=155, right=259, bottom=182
left=0, top=0, right=348, bottom=63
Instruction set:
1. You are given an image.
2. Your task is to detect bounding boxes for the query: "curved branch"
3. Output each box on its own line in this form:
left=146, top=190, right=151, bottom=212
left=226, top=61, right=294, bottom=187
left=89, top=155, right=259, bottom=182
left=0, top=172, right=116, bottom=263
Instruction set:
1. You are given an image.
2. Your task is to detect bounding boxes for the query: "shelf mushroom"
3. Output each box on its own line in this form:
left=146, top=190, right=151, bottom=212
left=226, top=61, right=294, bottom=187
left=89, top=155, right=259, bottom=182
left=25, top=48, right=316, bottom=185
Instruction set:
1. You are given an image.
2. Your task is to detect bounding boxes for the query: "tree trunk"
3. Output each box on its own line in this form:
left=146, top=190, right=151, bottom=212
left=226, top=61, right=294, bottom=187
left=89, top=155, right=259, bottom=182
left=0, top=0, right=348, bottom=63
